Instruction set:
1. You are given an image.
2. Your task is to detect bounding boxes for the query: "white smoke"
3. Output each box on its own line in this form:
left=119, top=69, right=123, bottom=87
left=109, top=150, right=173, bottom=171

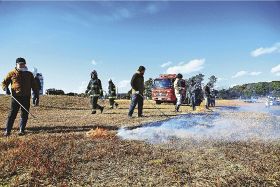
left=118, top=104, right=280, bottom=144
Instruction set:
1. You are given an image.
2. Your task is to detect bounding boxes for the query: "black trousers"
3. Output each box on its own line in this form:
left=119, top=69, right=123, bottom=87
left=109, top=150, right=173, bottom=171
left=6, top=96, right=30, bottom=133
left=109, top=98, right=118, bottom=107
left=91, top=96, right=102, bottom=111
left=32, top=93, right=39, bottom=106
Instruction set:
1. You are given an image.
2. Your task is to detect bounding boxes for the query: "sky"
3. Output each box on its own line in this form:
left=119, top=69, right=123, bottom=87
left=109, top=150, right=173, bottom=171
left=0, top=1, right=280, bottom=94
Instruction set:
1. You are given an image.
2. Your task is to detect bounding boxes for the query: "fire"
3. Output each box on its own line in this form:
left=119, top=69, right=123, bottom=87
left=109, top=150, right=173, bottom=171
left=86, top=127, right=109, bottom=138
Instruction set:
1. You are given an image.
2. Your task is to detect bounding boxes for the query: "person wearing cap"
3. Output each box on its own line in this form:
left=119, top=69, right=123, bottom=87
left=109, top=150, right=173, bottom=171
left=85, top=70, right=104, bottom=114
left=174, top=73, right=184, bottom=112
left=2, top=57, right=39, bottom=136
left=128, top=66, right=145, bottom=118
left=108, top=79, right=118, bottom=109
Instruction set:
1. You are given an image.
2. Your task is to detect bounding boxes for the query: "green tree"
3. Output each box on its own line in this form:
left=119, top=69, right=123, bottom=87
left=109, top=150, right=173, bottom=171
left=144, top=78, right=153, bottom=99
left=187, top=73, right=204, bottom=87
left=271, top=81, right=280, bottom=91
left=208, top=75, right=218, bottom=88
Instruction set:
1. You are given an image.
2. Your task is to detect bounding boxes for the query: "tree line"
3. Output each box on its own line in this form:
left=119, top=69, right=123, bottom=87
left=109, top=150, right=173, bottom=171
left=218, top=81, right=280, bottom=99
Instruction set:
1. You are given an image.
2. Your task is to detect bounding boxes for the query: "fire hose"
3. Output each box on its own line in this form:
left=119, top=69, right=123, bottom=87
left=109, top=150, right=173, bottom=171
left=138, top=93, right=171, bottom=120
left=11, top=95, right=37, bottom=119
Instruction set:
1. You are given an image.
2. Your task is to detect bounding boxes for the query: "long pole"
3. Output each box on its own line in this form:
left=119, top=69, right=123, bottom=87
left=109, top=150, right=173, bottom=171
left=138, top=93, right=171, bottom=119
left=11, top=95, right=37, bottom=118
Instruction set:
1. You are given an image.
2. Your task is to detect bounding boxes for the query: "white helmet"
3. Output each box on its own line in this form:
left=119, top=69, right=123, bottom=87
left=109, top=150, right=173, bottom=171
left=108, top=78, right=112, bottom=82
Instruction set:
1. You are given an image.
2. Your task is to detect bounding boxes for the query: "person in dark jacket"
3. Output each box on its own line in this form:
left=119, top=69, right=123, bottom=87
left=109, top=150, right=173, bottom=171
left=190, top=79, right=197, bottom=111
left=85, top=70, right=104, bottom=114
left=32, top=73, right=42, bottom=106
left=209, top=88, right=216, bottom=107
left=108, top=79, right=118, bottom=109
left=204, top=83, right=211, bottom=109
left=174, top=73, right=184, bottom=112
left=2, top=57, right=39, bottom=136
left=128, top=66, right=145, bottom=118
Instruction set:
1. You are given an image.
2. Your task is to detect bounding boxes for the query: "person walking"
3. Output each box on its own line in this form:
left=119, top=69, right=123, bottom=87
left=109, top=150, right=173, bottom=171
left=204, top=83, right=211, bottom=109
left=108, top=79, right=119, bottom=109
left=85, top=70, right=104, bottom=114
left=190, top=79, right=197, bottom=111
left=128, top=66, right=145, bottom=118
left=209, top=88, right=216, bottom=107
left=174, top=73, right=184, bottom=112
left=32, top=73, right=41, bottom=106
left=2, top=57, right=39, bottom=136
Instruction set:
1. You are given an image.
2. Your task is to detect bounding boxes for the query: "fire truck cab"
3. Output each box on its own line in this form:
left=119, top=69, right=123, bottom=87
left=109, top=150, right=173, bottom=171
left=152, top=74, right=186, bottom=104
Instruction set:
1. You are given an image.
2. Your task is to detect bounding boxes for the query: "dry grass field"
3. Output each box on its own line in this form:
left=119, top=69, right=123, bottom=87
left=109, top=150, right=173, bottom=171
left=0, top=95, right=279, bottom=186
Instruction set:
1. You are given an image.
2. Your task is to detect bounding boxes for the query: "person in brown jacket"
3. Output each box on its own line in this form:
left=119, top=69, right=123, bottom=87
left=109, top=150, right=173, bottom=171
left=2, top=57, right=39, bottom=136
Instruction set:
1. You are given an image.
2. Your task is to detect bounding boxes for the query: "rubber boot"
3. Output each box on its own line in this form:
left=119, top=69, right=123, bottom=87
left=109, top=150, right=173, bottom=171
left=100, top=106, right=104, bottom=113
left=175, top=105, right=180, bottom=112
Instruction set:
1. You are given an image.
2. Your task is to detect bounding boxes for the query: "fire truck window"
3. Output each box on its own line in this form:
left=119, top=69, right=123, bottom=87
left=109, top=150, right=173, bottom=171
left=153, top=79, right=173, bottom=88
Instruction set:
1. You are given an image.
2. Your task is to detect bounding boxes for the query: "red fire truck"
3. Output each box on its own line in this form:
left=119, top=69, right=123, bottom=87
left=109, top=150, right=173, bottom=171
left=152, top=74, right=186, bottom=104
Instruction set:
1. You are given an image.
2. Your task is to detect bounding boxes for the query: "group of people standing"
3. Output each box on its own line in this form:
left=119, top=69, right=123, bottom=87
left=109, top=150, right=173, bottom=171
left=85, top=70, right=120, bottom=114
left=2, top=57, right=146, bottom=137
left=173, top=73, right=215, bottom=112
left=84, top=65, right=145, bottom=117
left=2, top=57, right=214, bottom=137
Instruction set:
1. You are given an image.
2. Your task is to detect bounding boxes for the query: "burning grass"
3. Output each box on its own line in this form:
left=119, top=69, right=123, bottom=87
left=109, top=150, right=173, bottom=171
left=86, top=127, right=116, bottom=139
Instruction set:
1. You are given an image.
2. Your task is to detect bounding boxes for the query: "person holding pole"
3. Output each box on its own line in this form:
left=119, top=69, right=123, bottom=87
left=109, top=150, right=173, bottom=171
left=2, top=57, right=39, bottom=136
left=128, top=66, right=145, bottom=118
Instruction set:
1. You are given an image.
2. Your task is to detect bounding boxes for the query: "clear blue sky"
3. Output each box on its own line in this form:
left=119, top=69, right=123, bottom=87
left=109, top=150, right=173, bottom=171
left=1, top=1, right=280, bottom=93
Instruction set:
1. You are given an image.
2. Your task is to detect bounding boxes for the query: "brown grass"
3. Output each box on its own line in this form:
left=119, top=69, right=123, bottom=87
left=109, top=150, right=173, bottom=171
left=0, top=95, right=279, bottom=186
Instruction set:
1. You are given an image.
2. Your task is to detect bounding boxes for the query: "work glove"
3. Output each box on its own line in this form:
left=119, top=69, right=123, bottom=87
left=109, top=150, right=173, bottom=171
left=135, top=91, right=140, bottom=94
left=100, top=90, right=104, bottom=97
left=4, top=87, right=11, bottom=95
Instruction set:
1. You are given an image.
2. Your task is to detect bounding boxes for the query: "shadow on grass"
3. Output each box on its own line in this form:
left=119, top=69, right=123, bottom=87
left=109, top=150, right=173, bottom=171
left=117, top=107, right=168, bottom=110
left=0, top=125, right=119, bottom=134
left=215, top=106, right=240, bottom=111
left=39, top=105, right=89, bottom=111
